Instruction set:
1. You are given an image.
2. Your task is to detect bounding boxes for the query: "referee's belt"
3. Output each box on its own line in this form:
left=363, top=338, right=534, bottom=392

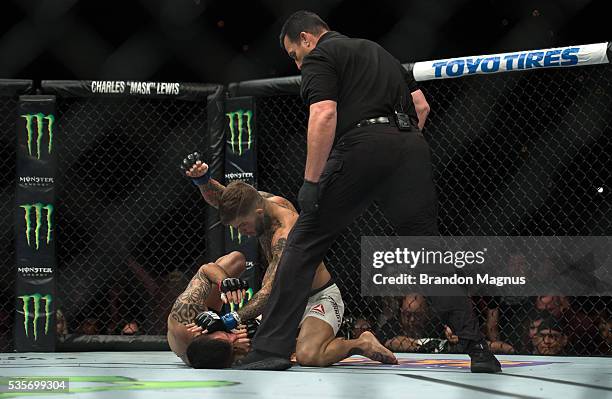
left=356, top=116, right=391, bottom=128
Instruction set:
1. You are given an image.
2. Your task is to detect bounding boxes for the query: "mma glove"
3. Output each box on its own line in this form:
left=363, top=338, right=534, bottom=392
left=180, top=151, right=210, bottom=185
left=194, top=310, right=241, bottom=333
left=218, top=278, right=249, bottom=293
left=298, top=179, right=319, bottom=213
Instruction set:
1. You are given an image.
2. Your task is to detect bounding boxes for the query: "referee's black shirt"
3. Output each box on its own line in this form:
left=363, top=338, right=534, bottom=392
left=300, top=31, right=419, bottom=138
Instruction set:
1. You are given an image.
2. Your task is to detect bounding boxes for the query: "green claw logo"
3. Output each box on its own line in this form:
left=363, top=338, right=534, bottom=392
left=21, top=113, right=54, bottom=159
left=229, top=288, right=254, bottom=313
left=20, top=203, right=53, bottom=250
left=229, top=225, right=243, bottom=244
left=226, top=110, right=252, bottom=156
left=18, top=294, right=52, bottom=341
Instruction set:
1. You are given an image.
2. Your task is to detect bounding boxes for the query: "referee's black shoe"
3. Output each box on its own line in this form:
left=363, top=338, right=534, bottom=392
left=465, top=340, right=502, bottom=373
left=232, top=349, right=292, bottom=371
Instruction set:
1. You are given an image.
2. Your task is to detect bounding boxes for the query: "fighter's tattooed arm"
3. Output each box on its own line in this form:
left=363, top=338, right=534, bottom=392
left=170, top=267, right=212, bottom=324
left=237, top=237, right=287, bottom=321
left=198, top=179, right=226, bottom=209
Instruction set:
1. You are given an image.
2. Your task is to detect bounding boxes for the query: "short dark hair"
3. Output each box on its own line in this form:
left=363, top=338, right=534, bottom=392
left=218, top=181, right=263, bottom=225
left=279, top=10, right=329, bottom=49
left=186, top=334, right=233, bottom=369
left=537, top=317, right=565, bottom=335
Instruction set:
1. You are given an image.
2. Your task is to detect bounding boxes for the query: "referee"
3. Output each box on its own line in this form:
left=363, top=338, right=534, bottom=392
left=232, top=10, right=501, bottom=372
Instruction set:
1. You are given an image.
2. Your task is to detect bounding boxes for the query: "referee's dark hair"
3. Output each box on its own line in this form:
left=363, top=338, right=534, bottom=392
left=279, top=10, right=329, bottom=49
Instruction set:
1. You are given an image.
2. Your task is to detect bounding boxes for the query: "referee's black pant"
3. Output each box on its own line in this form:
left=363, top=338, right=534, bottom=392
left=253, top=124, right=482, bottom=356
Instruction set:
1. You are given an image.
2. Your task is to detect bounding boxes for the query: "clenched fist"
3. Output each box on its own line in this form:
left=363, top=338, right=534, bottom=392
left=181, top=152, right=210, bottom=185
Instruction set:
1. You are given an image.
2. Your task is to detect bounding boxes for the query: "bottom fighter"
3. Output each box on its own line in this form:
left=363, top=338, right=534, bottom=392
left=167, top=251, right=254, bottom=368
left=172, top=152, right=397, bottom=369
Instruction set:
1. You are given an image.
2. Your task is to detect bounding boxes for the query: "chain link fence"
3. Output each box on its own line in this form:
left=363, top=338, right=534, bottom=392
left=52, top=96, right=210, bottom=338
left=256, top=65, right=612, bottom=356
left=2, top=66, right=610, bottom=356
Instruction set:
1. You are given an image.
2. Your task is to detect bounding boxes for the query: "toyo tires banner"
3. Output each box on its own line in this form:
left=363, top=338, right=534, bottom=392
left=412, top=42, right=611, bottom=81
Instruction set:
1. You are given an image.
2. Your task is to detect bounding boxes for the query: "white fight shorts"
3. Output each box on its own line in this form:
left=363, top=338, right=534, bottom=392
left=299, top=281, right=344, bottom=335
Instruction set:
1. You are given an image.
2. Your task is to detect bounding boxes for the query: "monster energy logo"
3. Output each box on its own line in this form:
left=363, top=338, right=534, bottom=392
left=229, top=287, right=254, bottom=313
left=226, top=110, right=252, bottom=156
left=21, top=113, right=55, bottom=159
left=18, top=293, right=52, bottom=341
left=20, top=203, right=53, bottom=250
left=229, top=226, right=243, bottom=244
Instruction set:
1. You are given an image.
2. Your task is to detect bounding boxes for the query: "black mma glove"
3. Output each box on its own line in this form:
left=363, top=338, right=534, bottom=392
left=245, top=318, right=260, bottom=339
left=298, top=179, right=319, bottom=213
left=180, top=151, right=210, bottom=185
left=218, top=278, right=249, bottom=293
left=194, top=311, right=230, bottom=333
left=417, top=338, right=449, bottom=354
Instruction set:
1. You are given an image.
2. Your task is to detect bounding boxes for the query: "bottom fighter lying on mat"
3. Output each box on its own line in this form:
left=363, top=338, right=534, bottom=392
left=167, top=250, right=256, bottom=367
left=172, top=151, right=397, bottom=368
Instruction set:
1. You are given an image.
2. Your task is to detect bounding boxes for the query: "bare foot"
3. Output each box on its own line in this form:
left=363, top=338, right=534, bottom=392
left=358, top=331, right=398, bottom=364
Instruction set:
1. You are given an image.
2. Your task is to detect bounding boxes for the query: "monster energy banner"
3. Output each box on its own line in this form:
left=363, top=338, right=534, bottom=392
left=14, top=95, right=57, bottom=351
left=14, top=283, right=55, bottom=351
left=223, top=96, right=261, bottom=296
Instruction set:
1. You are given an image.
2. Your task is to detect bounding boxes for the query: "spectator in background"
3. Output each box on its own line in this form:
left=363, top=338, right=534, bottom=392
left=121, top=321, right=140, bottom=335
left=531, top=317, right=568, bottom=355
left=510, top=309, right=551, bottom=354
left=108, top=257, right=190, bottom=335
left=56, top=309, right=68, bottom=336
left=596, top=312, right=611, bottom=355
left=477, top=255, right=532, bottom=346
left=77, top=318, right=100, bottom=335
left=534, top=296, right=596, bottom=355
left=445, top=321, right=515, bottom=354
left=526, top=311, right=545, bottom=339
left=535, top=296, right=570, bottom=317
left=107, top=265, right=150, bottom=335
left=351, top=317, right=372, bottom=339
left=375, top=296, right=402, bottom=332
left=126, top=257, right=190, bottom=335
left=488, top=295, right=596, bottom=355
left=378, top=295, right=444, bottom=352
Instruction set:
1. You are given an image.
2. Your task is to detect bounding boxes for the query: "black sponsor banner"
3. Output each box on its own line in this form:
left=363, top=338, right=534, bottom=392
left=14, top=96, right=57, bottom=351
left=40, top=80, right=218, bottom=101
left=223, top=97, right=261, bottom=301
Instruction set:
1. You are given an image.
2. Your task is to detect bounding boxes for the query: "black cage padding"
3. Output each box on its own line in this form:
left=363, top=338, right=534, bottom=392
left=41, top=80, right=219, bottom=101
left=57, top=334, right=169, bottom=351
left=1, top=80, right=34, bottom=353
left=228, top=76, right=301, bottom=98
